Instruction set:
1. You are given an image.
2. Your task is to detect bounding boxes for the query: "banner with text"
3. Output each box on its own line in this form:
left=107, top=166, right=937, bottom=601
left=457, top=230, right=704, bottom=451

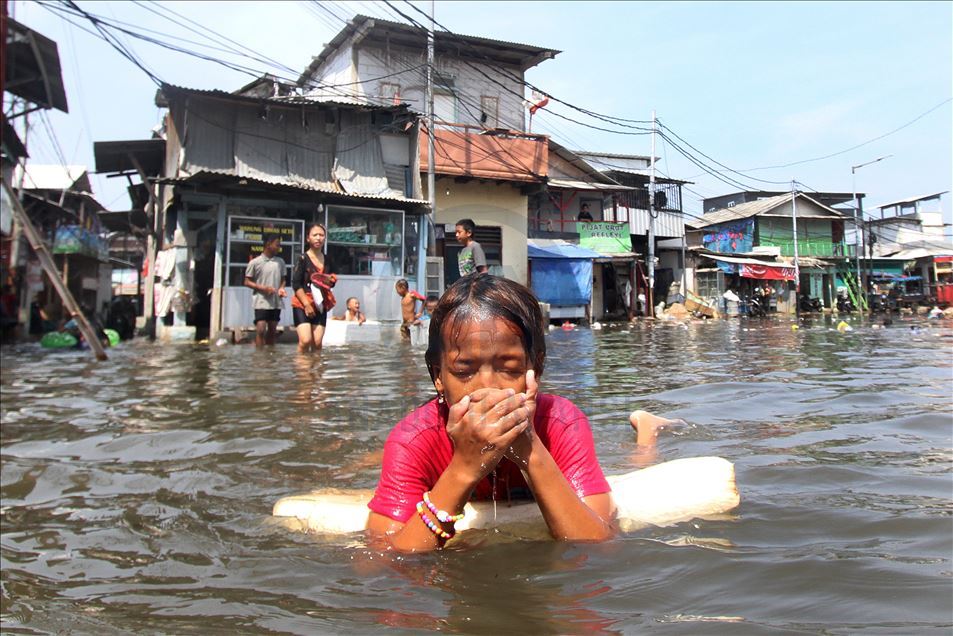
left=577, top=221, right=631, bottom=254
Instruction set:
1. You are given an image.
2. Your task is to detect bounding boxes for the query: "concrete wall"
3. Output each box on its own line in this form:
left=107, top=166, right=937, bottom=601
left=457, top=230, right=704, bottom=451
left=429, top=177, right=528, bottom=284
left=304, top=42, right=355, bottom=100
left=355, top=45, right=526, bottom=129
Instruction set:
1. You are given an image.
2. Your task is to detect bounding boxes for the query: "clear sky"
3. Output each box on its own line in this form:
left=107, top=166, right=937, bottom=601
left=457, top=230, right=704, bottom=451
left=8, top=1, right=952, bottom=230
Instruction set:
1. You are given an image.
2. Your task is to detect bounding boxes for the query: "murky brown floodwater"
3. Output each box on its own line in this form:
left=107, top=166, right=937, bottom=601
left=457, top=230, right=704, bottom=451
left=2, top=314, right=952, bottom=634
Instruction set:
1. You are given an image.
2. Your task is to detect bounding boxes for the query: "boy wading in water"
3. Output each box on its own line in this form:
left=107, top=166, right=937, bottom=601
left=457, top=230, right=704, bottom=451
left=244, top=234, right=287, bottom=346
left=395, top=279, right=422, bottom=341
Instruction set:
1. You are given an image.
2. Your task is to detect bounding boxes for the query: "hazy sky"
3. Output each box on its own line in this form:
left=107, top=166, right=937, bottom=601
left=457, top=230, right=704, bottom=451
left=9, top=1, right=952, bottom=229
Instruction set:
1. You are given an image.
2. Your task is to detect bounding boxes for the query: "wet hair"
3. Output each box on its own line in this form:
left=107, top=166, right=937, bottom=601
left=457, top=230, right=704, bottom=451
left=395, top=278, right=408, bottom=289
left=346, top=296, right=358, bottom=305
left=425, top=273, right=545, bottom=383
left=262, top=233, right=281, bottom=246
left=455, top=218, right=475, bottom=234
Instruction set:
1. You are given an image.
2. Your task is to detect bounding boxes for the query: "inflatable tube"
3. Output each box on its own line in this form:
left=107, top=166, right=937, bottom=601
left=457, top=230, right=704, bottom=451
left=40, top=332, right=78, bottom=349
left=41, top=329, right=120, bottom=349
left=273, top=456, right=740, bottom=536
left=104, top=329, right=120, bottom=347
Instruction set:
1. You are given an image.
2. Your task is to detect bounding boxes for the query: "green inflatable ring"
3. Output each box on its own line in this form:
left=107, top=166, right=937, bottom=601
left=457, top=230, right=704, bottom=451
left=104, top=329, right=120, bottom=347
left=40, top=332, right=78, bottom=349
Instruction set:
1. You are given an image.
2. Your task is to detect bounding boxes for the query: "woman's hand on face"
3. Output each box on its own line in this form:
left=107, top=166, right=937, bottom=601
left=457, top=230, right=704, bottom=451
left=446, top=388, right=531, bottom=483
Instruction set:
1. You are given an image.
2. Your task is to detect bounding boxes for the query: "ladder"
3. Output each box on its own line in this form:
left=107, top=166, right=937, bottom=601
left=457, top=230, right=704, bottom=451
left=2, top=177, right=108, bottom=360
left=840, top=269, right=868, bottom=311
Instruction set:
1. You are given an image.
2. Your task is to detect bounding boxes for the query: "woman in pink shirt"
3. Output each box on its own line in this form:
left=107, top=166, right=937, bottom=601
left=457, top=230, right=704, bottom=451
left=367, top=274, right=618, bottom=552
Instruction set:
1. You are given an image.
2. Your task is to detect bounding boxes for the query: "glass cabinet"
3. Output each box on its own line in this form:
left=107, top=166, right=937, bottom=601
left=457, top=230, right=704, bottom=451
left=326, top=206, right=404, bottom=276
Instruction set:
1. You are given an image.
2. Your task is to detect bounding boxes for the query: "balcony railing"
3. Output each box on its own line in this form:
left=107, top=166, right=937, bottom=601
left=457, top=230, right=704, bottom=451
left=760, top=238, right=854, bottom=258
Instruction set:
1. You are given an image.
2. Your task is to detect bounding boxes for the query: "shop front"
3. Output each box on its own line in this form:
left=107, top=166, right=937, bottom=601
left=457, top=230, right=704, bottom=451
left=168, top=190, right=426, bottom=337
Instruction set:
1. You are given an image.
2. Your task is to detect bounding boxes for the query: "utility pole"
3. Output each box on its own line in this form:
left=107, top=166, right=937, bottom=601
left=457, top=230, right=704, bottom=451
left=647, top=110, right=656, bottom=317
left=851, top=155, right=890, bottom=311
left=418, top=0, right=436, bottom=297
left=791, top=181, right=800, bottom=320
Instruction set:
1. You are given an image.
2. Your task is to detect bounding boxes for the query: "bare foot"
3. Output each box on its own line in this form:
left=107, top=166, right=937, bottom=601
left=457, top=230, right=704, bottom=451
left=629, top=410, right=684, bottom=446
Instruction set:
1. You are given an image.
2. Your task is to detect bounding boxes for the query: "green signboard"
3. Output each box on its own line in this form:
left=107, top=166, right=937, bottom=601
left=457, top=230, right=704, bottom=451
left=577, top=221, right=631, bottom=254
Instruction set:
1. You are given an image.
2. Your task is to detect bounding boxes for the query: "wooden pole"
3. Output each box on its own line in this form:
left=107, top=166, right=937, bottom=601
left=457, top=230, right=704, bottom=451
left=647, top=110, right=657, bottom=317
left=2, top=177, right=107, bottom=360
left=128, top=153, right=157, bottom=338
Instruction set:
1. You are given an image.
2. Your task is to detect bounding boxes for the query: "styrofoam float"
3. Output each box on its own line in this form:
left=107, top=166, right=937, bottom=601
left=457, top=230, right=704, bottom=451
left=273, top=456, right=740, bottom=536
left=321, top=319, right=382, bottom=346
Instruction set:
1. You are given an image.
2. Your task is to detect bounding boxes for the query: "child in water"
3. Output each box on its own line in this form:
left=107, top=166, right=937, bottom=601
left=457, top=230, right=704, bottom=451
left=367, top=273, right=671, bottom=552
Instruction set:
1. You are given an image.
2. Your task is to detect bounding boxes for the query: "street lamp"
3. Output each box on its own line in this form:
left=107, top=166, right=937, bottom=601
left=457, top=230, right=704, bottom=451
left=851, top=155, right=891, bottom=302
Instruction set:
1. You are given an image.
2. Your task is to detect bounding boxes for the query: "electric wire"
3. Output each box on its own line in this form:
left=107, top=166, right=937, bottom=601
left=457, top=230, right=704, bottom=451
left=397, top=0, right=654, bottom=131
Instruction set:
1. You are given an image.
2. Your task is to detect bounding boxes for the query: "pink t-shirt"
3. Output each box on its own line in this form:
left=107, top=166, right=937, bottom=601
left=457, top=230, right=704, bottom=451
left=368, top=393, right=610, bottom=523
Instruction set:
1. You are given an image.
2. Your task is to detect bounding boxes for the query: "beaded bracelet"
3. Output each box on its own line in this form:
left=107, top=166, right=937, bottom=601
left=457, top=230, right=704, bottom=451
left=423, top=491, right=466, bottom=524
left=416, top=501, right=453, bottom=540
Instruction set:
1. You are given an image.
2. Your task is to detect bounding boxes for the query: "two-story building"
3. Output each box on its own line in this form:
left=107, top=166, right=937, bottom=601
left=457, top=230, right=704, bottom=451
left=97, top=82, right=428, bottom=342
left=297, top=15, right=558, bottom=288
left=687, top=192, right=850, bottom=313
left=865, top=192, right=952, bottom=305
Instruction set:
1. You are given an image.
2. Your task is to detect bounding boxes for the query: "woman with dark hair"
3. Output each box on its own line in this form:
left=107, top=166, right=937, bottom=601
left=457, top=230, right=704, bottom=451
left=366, top=273, right=619, bottom=552
left=291, top=223, right=336, bottom=352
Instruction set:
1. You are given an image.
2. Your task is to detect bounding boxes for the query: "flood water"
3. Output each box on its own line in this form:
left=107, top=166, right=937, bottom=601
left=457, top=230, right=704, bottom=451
left=2, top=315, right=952, bottom=634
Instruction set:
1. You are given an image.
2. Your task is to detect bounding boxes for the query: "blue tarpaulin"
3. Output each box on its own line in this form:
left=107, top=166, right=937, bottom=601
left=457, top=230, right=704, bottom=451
left=527, top=242, right=602, bottom=260
left=528, top=240, right=599, bottom=306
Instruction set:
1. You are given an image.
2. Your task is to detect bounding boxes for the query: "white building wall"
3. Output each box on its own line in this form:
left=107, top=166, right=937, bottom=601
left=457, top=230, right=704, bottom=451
left=429, top=178, right=529, bottom=284
left=303, top=44, right=355, bottom=101
left=353, top=45, right=527, bottom=130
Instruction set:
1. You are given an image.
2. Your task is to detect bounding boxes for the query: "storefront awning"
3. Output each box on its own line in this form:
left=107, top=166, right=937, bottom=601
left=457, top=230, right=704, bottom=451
left=701, top=253, right=797, bottom=281
left=528, top=239, right=602, bottom=259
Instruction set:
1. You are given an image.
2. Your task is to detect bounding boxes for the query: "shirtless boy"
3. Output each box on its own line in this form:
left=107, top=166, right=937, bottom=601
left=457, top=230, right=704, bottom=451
left=395, top=279, right=422, bottom=341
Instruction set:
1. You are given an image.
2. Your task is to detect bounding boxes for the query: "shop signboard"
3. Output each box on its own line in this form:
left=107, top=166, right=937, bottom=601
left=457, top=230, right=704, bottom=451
left=226, top=216, right=303, bottom=286
left=577, top=221, right=631, bottom=254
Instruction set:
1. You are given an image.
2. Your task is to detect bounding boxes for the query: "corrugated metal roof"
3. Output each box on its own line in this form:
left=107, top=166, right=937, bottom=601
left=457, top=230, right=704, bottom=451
left=876, top=191, right=948, bottom=209
left=298, top=15, right=560, bottom=86
left=547, top=141, right=622, bottom=185
left=696, top=250, right=827, bottom=270
left=161, top=170, right=429, bottom=206
left=158, top=83, right=406, bottom=111
left=547, top=178, right=633, bottom=192
left=688, top=192, right=845, bottom=229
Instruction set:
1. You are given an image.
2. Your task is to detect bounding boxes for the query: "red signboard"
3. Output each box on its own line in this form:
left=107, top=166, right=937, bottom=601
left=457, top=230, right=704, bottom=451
left=740, top=263, right=797, bottom=281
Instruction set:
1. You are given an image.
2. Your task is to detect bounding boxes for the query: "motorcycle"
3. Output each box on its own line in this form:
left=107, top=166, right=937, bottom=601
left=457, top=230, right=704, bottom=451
left=747, top=293, right=768, bottom=318
left=799, top=294, right=822, bottom=313
left=836, top=293, right=854, bottom=314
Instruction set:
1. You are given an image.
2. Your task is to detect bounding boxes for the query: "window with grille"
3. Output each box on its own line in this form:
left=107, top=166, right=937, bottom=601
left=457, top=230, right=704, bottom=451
left=473, top=225, right=502, bottom=266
